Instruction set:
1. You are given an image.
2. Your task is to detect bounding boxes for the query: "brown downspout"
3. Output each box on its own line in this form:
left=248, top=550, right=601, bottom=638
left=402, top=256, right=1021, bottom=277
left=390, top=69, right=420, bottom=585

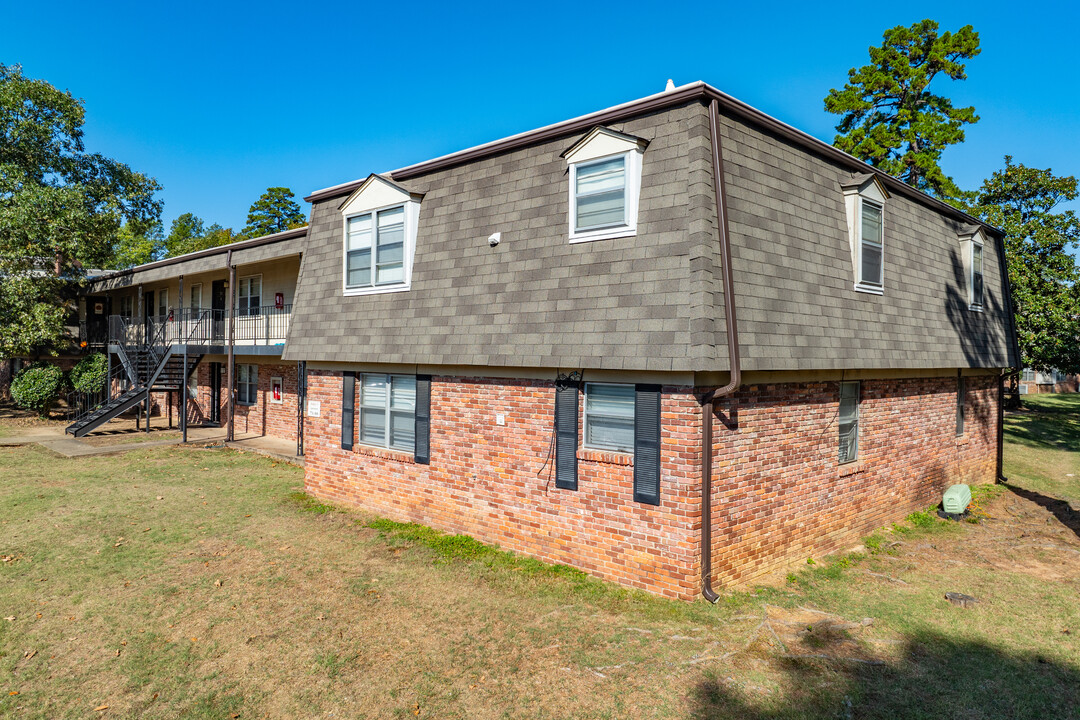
left=226, top=251, right=236, bottom=442
left=701, top=98, right=742, bottom=603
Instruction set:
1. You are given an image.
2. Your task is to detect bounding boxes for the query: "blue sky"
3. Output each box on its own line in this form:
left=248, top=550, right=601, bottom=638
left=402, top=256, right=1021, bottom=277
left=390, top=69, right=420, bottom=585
left=4, top=1, right=1078, bottom=234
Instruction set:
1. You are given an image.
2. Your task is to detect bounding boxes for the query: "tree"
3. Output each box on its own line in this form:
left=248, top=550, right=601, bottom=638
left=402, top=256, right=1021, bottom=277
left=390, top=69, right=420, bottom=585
left=0, top=63, right=161, bottom=358
left=824, top=20, right=980, bottom=200
left=107, top=221, right=164, bottom=269
left=969, top=157, right=1080, bottom=374
left=163, top=213, right=238, bottom=258
left=242, top=187, right=305, bottom=238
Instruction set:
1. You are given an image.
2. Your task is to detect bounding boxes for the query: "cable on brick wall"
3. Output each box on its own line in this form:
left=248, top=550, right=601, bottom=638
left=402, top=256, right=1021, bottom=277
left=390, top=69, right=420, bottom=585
left=537, top=370, right=583, bottom=486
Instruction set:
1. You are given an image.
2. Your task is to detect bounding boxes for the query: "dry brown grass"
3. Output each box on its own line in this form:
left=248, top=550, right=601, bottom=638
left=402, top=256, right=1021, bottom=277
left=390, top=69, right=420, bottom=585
left=0, top=401, right=1078, bottom=718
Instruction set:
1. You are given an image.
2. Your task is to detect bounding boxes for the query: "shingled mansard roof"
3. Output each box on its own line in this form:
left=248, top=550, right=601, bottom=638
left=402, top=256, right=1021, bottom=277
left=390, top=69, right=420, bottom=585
left=90, top=226, right=309, bottom=291
left=282, top=82, right=1018, bottom=374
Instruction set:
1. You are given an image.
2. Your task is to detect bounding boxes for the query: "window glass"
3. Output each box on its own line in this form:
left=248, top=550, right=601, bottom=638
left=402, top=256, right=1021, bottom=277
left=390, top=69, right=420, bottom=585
left=357, top=374, right=416, bottom=450
left=238, top=277, right=261, bottom=316
left=860, top=202, right=883, bottom=286
left=237, top=364, right=258, bottom=405
left=158, top=289, right=169, bottom=318
left=346, top=214, right=373, bottom=287
left=376, top=207, right=405, bottom=285
left=838, top=381, right=859, bottom=464
left=189, top=284, right=202, bottom=310
left=584, top=383, right=635, bottom=452
left=575, top=156, right=626, bottom=231
left=972, top=243, right=984, bottom=306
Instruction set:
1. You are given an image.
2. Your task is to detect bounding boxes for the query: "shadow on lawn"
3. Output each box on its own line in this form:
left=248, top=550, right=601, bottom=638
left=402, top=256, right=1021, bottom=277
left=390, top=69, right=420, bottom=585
left=1002, top=482, right=1080, bottom=542
left=689, top=630, right=1080, bottom=720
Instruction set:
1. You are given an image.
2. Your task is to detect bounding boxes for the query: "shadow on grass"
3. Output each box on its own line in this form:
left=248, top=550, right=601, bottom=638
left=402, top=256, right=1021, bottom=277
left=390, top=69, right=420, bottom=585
left=1005, top=395, right=1080, bottom=452
left=690, top=630, right=1080, bottom=720
left=1002, top=482, right=1080, bottom=541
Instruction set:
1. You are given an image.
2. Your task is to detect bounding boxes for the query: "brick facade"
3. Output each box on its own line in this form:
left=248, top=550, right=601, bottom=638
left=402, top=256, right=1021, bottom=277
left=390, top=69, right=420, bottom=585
left=148, top=359, right=297, bottom=443
left=302, top=371, right=1000, bottom=600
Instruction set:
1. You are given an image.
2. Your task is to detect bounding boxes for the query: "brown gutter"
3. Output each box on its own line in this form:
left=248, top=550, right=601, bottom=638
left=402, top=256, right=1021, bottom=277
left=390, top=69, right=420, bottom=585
left=992, top=230, right=1022, bottom=482
left=700, top=98, right=742, bottom=604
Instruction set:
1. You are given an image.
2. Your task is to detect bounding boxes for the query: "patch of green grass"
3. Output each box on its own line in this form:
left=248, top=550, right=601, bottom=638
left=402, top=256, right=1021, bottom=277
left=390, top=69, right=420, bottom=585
left=287, top=490, right=336, bottom=514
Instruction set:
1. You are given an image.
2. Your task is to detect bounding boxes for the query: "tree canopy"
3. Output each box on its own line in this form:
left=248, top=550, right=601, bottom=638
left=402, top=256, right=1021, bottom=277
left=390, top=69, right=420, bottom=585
left=824, top=20, right=980, bottom=200
left=968, top=157, right=1080, bottom=374
left=0, top=63, right=161, bottom=356
left=163, top=212, right=237, bottom=257
left=241, top=186, right=305, bottom=238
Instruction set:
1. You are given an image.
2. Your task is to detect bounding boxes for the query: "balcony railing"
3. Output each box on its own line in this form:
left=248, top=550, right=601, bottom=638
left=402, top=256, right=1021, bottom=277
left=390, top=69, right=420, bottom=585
left=107, top=305, right=291, bottom=348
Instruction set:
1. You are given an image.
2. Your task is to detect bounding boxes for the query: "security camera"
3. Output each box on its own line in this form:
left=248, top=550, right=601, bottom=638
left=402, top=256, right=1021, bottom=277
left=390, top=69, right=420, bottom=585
left=488, top=232, right=501, bottom=247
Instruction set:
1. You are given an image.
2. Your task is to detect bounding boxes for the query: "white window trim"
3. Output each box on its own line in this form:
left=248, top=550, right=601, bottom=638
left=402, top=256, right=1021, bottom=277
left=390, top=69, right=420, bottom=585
left=838, top=380, right=860, bottom=465
left=841, top=175, right=889, bottom=296
left=339, top=176, right=422, bottom=298
left=236, top=364, right=258, bottom=406
left=342, top=202, right=419, bottom=297
left=189, top=283, right=202, bottom=310
left=582, top=382, right=635, bottom=454
left=568, top=150, right=642, bottom=244
left=358, top=373, right=416, bottom=452
left=157, top=288, right=170, bottom=318
left=237, top=274, right=262, bottom=316
left=856, top=199, right=884, bottom=294
left=969, top=237, right=984, bottom=311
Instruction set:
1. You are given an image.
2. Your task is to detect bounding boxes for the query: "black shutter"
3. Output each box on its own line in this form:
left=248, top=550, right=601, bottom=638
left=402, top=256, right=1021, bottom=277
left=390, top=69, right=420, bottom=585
left=341, top=371, right=355, bottom=451
left=633, top=384, right=662, bottom=505
left=414, top=374, right=431, bottom=464
left=554, top=381, right=579, bottom=490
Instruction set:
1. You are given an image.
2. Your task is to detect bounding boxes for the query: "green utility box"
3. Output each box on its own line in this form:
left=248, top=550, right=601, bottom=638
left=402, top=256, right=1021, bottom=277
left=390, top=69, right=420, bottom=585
left=942, top=484, right=972, bottom=515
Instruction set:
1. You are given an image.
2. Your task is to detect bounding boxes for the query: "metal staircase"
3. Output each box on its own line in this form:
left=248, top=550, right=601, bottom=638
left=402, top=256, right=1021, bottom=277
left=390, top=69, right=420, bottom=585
left=65, top=315, right=204, bottom=438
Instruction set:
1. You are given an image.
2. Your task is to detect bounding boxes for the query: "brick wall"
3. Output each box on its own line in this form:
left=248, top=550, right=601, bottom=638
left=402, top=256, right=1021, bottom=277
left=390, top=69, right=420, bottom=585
left=150, top=359, right=297, bottom=442
left=302, top=371, right=1000, bottom=599
left=708, top=375, right=999, bottom=587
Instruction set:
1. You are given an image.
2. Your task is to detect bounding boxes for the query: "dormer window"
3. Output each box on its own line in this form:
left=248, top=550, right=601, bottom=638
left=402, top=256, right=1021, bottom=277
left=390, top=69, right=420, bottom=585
left=840, top=173, right=890, bottom=295
left=859, top=200, right=883, bottom=288
left=970, top=236, right=984, bottom=309
left=563, top=127, right=648, bottom=244
left=958, top=225, right=986, bottom=311
left=340, top=175, right=422, bottom=296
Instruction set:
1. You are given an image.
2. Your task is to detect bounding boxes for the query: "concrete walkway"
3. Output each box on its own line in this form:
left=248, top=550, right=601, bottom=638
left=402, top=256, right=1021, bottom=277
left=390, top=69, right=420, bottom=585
left=0, top=417, right=303, bottom=466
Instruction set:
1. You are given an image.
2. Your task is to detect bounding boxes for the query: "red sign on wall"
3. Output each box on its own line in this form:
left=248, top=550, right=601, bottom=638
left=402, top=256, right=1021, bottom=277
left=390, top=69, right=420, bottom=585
left=275, top=292, right=284, bottom=309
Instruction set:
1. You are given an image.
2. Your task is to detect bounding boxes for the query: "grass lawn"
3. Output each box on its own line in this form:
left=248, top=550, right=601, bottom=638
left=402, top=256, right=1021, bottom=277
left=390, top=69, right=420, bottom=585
left=1, top=397, right=1079, bottom=718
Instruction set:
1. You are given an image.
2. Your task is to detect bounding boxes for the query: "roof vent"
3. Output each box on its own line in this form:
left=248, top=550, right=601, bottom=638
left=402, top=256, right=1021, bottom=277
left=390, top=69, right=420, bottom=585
left=665, top=79, right=675, bottom=92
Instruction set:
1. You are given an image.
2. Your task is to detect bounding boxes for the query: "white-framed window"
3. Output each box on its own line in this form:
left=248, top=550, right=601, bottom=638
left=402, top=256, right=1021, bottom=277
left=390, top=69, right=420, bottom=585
left=838, top=381, right=860, bottom=464
left=346, top=206, right=406, bottom=289
left=841, top=174, right=889, bottom=295
left=157, top=288, right=169, bottom=319
left=119, top=295, right=133, bottom=318
left=858, top=200, right=884, bottom=289
left=189, top=283, right=202, bottom=310
left=564, top=127, right=646, bottom=244
left=1021, top=369, right=1036, bottom=382
left=237, top=364, right=258, bottom=405
left=970, top=238, right=984, bottom=309
left=359, top=373, right=416, bottom=451
left=340, top=175, right=421, bottom=297
left=238, top=276, right=261, bottom=316
left=583, top=382, right=635, bottom=453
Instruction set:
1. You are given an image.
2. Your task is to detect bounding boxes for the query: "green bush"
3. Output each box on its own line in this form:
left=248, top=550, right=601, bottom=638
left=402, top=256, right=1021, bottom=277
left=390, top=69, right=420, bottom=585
left=11, top=363, right=64, bottom=416
left=70, top=353, right=108, bottom=394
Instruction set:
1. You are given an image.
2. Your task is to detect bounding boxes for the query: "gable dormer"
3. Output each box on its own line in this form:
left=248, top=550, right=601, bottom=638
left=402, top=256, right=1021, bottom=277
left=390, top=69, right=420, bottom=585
left=340, top=175, right=423, bottom=296
left=840, top=173, right=890, bottom=295
left=563, top=127, right=649, bottom=244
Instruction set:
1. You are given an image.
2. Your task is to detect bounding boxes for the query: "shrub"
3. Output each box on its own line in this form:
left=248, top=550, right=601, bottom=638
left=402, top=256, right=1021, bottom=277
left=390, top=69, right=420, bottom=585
left=11, top=363, right=64, bottom=416
left=70, top=353, right=109, bottom=394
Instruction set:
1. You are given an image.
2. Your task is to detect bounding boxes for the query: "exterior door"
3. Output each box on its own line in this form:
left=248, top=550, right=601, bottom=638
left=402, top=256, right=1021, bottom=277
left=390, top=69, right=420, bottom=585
left=209, top=362, right=222, bottom=425
left=84, top=295, right=110, bottom=346
left=211, top=280, right=226, bottom=342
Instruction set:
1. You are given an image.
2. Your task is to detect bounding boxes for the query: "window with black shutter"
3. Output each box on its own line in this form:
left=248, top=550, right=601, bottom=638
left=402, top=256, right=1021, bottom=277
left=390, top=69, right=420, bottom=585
left=341, top=371, right=355, bottom=451
left=414, top=375, right=431, bottom=464
left=633, top=384, right=661, bottom=505
left=554, top=381, right=579, bottom=490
